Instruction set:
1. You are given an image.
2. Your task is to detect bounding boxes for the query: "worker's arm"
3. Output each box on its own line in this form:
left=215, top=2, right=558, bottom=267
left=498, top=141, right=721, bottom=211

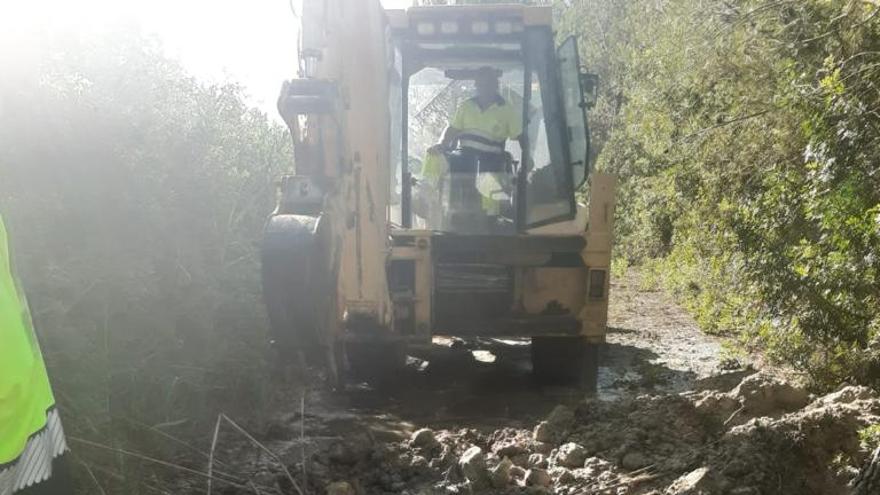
left=428, top=126, right=460, bottom=154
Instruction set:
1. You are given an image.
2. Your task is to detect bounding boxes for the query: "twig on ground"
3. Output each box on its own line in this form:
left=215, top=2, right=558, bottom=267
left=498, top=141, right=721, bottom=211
left=300, top=391, right=308, bottom=490
left=250, top=481, right=265, bottom=495
left=220, top=414, right=305, bottom=495
left=592, top=473, right=661, bottom=493
left=69, top=436, right=250, bottom=490
left=208, top=414, right=222, bottom=495
left=76, top=456, right=108, bottom=495
left=724, top=405, right=746, bottom=426
left=119, top=416, right=232, bottom=470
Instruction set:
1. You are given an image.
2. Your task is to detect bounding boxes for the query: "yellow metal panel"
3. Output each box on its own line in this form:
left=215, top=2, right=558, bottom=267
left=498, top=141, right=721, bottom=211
left=522, top=267, right=587, bottom=316
left=390, top=234, right=433, bottom=342
left=306, top=0, right=394, bottom=329
left=579, top=173, right=617, bottom=340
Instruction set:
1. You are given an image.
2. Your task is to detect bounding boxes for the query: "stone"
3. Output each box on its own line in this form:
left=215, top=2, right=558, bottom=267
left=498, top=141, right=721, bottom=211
left=509, top=465, right=527, bottom=480
left=411, top=428, right=438, bottom=448
left=533, top=421, right=556, bottom=443
left=621, top=451, right=650, bottom=471
left=491, top=458, right=513, bottom=488
left=459, top=446, right=489, bottom=486
left=533, top=406, right=576, bottom=445
left=533, top=441, right=554, bottom=455
left=326, top=481, right=355, bottom=495
left=552, top=467, right=576, bottom=485
left=525, top=468, right=552, bottom=487
left=528, top=453, right=548, bottom=468
left=555, top=442, right=587, bottom=468
left=546, top=405, right=575, bottom=427
left=583, top=456, right=613, bottom=477
left=665, top=467, right=713, bottom=494
left=494, top=441, right=529, bottom=458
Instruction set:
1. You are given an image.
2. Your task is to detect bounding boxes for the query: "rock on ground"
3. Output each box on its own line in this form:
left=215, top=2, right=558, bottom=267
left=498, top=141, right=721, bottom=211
left=553, top=442, right=587, bottom=468
left=525, top=468, right=552, bottom=488
left=665, top=467, right=713, bottom=495
left=411, top=428, right=438, bottom=448
left=459, top=446, right=490, bottom=486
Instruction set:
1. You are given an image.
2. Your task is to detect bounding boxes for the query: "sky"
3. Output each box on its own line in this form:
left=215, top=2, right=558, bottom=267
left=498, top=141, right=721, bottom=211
left=2, top=0, right=414, bottom=118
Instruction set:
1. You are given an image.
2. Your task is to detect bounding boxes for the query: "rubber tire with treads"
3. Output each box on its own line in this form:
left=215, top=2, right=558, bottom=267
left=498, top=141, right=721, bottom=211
left=531, top=336, right=599, bottom=392
left=345, top=341, right=408, bottom=384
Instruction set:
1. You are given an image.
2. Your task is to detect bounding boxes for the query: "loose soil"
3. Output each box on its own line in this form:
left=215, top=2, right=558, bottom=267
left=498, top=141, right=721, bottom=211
left=186, top=272, right=880, bottom=495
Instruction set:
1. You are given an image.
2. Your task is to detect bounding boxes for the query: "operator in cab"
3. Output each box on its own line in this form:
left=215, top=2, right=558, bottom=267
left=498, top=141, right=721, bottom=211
left=420, top=67, right=525, bottom=229
left=428, top=66, right=524, bottom=158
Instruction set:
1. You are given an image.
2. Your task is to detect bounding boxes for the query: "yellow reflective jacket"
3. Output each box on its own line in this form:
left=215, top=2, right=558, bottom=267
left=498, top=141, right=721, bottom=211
left=451, top=96, right=523, bottom=154
left=0, top=214, right=67, bottom=494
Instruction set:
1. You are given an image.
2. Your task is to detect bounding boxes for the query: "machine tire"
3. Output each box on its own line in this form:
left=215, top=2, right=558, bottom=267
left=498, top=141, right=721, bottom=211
left=345, top=341, right=408, bottom=384
left=531, top=336, right=599, bottom=392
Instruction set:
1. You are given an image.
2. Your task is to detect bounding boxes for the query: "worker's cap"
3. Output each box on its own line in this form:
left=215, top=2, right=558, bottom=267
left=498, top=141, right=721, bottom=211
left=475, top=66, right=502, bottom=81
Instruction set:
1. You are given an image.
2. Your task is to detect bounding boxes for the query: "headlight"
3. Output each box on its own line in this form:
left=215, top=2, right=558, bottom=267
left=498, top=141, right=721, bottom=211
left=471, top=20, right=489, bottom=35
left=494, top=21, right=513, bottom=34
left=417, top=22, right=436, bottom=36
left=440, top=21, right=458, bottom=34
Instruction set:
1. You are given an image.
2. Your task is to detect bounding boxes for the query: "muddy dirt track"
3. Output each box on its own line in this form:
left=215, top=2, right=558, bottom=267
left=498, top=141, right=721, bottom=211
left=193, top=273, right=880, bottom=495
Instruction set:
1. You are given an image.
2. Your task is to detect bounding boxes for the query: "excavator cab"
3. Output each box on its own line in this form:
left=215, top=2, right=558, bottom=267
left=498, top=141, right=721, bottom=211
left=265, top=2, right=615, bottom=389
left=391, top=9, right=589, bottom=233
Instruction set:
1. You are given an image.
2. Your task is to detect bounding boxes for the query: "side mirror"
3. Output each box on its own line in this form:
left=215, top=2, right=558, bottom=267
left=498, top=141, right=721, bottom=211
left=579, top=72, right=599, bottom=109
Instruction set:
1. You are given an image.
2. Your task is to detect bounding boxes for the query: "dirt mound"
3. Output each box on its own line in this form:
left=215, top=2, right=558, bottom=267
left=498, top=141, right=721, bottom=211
left=264, top=374, right=879, bottom=495
left=192, top=278, right=879, bottom=495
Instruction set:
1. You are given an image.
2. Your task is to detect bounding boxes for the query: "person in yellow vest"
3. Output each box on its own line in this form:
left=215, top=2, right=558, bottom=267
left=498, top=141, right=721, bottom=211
left=425, top=66, right=525, bottom=219
left=0, top=214, right=70, bottom=495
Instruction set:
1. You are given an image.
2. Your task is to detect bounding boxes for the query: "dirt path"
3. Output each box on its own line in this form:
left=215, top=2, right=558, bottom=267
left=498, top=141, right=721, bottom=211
left=603, top=271, right=728, bottom=398
left=192, top=272, right=879, bottom=495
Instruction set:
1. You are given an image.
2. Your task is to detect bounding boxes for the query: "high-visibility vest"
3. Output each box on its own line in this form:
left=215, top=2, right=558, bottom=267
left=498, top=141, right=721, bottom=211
left=451, top=96, right=522, bottom=154
left=0, top=214, right=67, bottom=495
left=450, top=96, right=521, bottom=215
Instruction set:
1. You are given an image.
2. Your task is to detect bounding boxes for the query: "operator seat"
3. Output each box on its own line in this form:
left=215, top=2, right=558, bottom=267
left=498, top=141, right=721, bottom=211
left=443, top=148, right=515, bottom=234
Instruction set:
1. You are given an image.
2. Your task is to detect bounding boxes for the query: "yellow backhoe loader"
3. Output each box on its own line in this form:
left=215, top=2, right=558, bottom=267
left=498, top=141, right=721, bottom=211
left=262, top=0, right=616, bottom=390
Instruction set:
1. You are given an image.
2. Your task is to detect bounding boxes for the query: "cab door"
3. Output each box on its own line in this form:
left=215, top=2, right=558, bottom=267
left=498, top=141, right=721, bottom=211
left=522, top=29, right=577, bottom=229
left=557, top=36, right=590, bottom=189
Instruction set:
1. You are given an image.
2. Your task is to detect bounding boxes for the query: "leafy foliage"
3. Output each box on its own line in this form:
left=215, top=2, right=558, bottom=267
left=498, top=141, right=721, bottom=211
left=0, top=28, right=290, bottom=492
left=560, top=0, right=880, bottom=389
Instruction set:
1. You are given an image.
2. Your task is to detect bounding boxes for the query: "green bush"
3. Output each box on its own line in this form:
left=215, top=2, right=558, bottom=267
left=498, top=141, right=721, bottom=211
left=560, top=0, right=880, bottom=389
left=0, top=28, right=290, bottom=492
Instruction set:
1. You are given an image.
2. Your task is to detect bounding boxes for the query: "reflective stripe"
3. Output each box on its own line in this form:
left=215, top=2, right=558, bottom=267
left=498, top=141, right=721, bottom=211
left=0, top=408, right=67, bottom=495
left=1, top=213, right=62, bottom=492
left=458, top=131, right=505, bottom=148
left=459, top=139, right=504, bottom=154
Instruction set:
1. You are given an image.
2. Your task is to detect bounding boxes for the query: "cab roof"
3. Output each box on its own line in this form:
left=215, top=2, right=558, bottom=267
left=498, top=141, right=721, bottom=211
left=386, top=4, right=552, bottom=31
